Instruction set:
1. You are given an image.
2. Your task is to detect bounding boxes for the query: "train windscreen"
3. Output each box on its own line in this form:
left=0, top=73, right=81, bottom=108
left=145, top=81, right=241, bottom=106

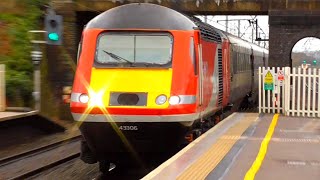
left=95, top=32, right=173, bottom=67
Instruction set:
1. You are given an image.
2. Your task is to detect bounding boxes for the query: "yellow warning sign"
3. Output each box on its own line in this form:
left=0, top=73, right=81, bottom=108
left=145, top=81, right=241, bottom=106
left=264, top=71, right=273, bottom=83
left=264, top=70, right=274, bottom=90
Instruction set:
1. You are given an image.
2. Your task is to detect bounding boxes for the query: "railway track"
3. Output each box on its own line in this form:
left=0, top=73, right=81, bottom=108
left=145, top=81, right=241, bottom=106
left=0, top=135, right=82, bottom=179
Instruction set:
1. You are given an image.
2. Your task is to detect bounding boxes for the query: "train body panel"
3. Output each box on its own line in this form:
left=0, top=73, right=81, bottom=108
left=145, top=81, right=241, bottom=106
left=222, top=40, right=231, bottom=107
left=199, top=39, right=218, bottom=112
left=224, top=33, right=268, bottom=104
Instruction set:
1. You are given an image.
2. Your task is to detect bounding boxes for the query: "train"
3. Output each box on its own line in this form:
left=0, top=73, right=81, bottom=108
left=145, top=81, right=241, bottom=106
left=70, top=3, right=268, bottom=172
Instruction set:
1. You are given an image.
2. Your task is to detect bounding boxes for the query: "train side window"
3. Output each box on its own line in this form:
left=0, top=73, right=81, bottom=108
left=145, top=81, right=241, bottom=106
left=76, top=39, right=82, bottom=64
left=190, top=37, right=197, bottom=75
left=247, top=54, right=250, bottom=71
left=245, top=54, right=248, bottom=71
left=246, top=54, right=248, bottom=71
left=240, top=53, right=243, bottom=72
left=238, top=53, right=240, bottom=72
left=233, top=51, right=237, bottom=74
left=243, top=53, right=245, bottom=72
left=239, top=53, right=241, bottom=72
left=241, top=53, right=244, bottom=72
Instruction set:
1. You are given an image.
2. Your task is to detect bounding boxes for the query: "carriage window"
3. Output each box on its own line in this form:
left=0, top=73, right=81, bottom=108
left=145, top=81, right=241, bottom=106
left=190, top=37, right=197, bottom=75
left=233, top=51, right=237, bottom=74
left=95, top=33, right=173, bottom=67
left=76, top=39, right=82, bottom=64
left=237, top=52, right=241, bottom=72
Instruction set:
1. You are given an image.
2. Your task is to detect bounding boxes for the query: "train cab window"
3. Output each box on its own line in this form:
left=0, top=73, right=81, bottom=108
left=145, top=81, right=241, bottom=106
left=190, top=37, right=197, bottom=75
left=76, top=36, right=83, bottom=64
left=76, top=40, right=82, bottom=64
left=95, top=32, right=173, bottom=67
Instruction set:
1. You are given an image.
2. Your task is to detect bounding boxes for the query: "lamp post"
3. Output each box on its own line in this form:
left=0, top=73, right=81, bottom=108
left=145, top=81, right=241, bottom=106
left=31, top=44, right=42, bottom=111
left=29, top=30, right=46, bottom=111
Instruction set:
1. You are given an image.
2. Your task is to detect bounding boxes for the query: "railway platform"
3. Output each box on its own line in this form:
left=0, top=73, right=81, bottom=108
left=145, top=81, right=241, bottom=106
left=143, top=112, right=320, bottom=180
left=0, top=110, right=38, bottom=122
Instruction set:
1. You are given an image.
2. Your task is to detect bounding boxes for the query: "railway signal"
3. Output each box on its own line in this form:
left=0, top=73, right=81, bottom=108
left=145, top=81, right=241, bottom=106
left=45, top=11, right=63, bottom=45
left=313, top=60, right=317, bottom=65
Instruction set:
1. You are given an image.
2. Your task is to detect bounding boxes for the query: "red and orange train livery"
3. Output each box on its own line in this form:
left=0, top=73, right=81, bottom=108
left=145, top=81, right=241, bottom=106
left=70, top=3, right=268, bottom=171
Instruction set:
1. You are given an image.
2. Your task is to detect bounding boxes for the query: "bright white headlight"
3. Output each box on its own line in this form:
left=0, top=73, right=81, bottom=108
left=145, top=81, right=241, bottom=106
left=88, top=91, right=104, bottom=107
left=169, top=96, right=180, bottom=105
left=79, top=94, right=89, bottom=103
left=156, top=95, right=167, bottom=105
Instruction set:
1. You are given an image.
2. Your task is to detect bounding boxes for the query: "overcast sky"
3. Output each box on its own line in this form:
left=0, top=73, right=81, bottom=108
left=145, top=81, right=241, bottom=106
left=292, top=37, right=320, bottom=52
left=198, top=15, right=269, bottom=48
left=198, top=15, right=320, bottom=52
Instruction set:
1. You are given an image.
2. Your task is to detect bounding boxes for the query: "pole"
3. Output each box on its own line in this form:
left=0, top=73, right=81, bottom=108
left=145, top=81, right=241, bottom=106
left=0, top=65, right=5, bottom=111
left=251, top=20, right=254, bottom=43
left=204, top=16, right=207, bottom=23
left=31, top=44, right=42, bottom=111
left=29, top=30, right=45, bottom=112
left=34, top=66, right=41, bottom=111
left=226, top=16, right=228, bottom=33
left=238, top=20, right=241, bottom=37
left=264, top=35, right=267, bottom=48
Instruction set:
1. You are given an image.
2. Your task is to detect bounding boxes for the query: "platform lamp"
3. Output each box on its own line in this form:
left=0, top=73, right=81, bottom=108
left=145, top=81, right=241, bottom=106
left=28, top=30, right=47, bottom=111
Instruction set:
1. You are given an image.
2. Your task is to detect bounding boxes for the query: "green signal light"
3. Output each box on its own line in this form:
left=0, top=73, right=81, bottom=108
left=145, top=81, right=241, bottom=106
left=303, top=60, right=307, bottom=64
left=48, top=33, right=59, bottom=41
left=313, top=60, right=317, bottom=65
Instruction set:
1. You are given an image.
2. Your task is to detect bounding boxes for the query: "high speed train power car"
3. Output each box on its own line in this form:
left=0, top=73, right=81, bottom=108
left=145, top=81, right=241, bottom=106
left=70, top=3, right=268, bottom=172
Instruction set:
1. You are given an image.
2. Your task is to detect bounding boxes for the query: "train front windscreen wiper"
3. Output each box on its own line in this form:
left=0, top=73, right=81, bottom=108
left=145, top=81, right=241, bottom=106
left=102, top=50, right=134, bottom=66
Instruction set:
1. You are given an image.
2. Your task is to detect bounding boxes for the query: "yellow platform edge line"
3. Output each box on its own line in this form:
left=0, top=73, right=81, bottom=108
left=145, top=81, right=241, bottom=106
left=244, top=114, right=280, bottom=180
left=178, top=113, right=259, bottom=180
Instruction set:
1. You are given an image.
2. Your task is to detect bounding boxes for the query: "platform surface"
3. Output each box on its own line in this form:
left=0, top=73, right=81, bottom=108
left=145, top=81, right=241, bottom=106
left=143, top=113, right=320, bottom=180
left=0, top=111, right=38, bottom=122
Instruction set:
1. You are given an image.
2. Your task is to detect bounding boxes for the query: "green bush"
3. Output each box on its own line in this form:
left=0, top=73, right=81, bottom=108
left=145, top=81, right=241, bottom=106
left=0, top=0, right=46, bottom=107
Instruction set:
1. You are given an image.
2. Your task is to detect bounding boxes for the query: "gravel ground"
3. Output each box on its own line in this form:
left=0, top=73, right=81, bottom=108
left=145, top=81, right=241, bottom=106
left=30, top=158, right=151, bottom=180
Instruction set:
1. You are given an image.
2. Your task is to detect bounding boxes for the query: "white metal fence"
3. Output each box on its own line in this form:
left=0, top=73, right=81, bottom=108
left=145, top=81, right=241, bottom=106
left=0, top=65, right=5, bottom=111
left=259, top=66, right=320, bottom=117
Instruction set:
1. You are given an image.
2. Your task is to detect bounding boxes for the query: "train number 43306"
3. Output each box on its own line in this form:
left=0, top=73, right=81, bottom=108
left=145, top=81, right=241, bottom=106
left=119, top=126, right=138, bottom=131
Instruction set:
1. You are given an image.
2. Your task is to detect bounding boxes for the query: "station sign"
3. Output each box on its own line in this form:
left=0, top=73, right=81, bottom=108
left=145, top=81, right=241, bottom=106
left=263, top=69, right=275, bottom=90
left=277, top=70, right=284, bottom=86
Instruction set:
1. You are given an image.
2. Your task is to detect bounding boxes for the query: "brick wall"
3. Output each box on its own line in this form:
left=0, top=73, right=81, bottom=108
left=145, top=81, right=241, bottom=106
left=269, top=10, right=320, bottom=67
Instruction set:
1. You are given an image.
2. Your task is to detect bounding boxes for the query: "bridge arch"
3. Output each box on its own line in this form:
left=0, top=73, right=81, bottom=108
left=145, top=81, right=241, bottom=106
left=269, top=10, right=320, bottom=67
left=290, top=37, right=320, bottom=68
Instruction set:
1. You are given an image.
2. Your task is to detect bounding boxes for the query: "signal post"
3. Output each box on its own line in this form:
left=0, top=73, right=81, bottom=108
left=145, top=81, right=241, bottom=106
left=29, top=8, right=63, bottom=112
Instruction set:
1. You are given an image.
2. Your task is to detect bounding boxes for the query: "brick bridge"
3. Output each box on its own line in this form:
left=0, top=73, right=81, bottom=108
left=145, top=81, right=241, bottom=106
left=53, top=0, right=320, bottom=67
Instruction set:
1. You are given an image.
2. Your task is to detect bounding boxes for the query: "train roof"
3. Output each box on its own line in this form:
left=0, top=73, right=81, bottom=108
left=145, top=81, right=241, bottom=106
left=86, top=3, right=197, bottom=30
left=223, top=32, right=268, bottom=55
left=85, top=3, right=269, bottom=53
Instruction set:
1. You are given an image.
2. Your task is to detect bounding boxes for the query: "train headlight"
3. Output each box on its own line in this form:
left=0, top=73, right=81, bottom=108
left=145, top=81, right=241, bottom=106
left=169, top=96, right=180, bottom=105
left=156, top=95, right=167, bottom=105
left=88, top=91, right=104, bottom=108
left=79, top=94, right=89, bottom=103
